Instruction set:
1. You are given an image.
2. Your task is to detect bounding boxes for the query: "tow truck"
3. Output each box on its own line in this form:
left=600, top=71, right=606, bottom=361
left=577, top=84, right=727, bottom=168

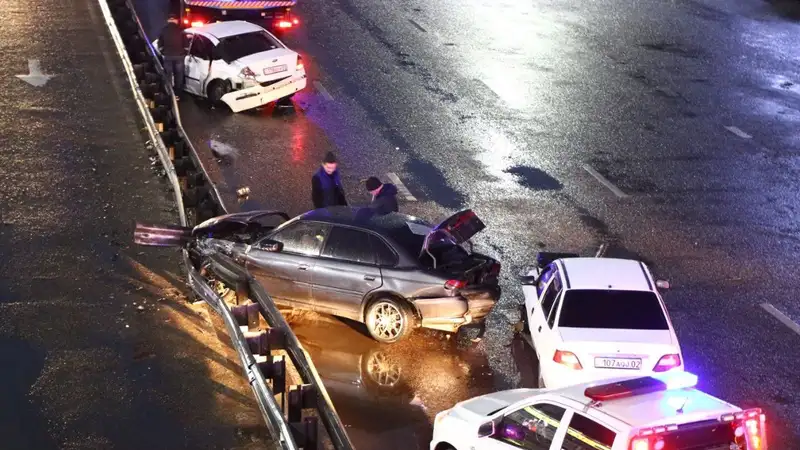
left=179, top=0, right=300, bottom=34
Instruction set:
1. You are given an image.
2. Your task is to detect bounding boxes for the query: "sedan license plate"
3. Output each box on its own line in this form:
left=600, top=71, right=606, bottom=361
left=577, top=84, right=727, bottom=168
left=594, top=357, right=642, bottom=370
left=263, top=64, right=287, bottom=75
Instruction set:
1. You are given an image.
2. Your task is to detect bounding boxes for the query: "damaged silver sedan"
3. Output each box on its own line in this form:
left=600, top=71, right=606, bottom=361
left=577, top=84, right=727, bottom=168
left=135, top=206, right=501, bottom=343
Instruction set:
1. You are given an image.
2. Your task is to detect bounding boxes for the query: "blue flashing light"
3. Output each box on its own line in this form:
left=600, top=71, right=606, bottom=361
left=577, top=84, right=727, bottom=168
left=652, top=371, right=698, bottom=391
left=584, top=372, right=699, bottom=402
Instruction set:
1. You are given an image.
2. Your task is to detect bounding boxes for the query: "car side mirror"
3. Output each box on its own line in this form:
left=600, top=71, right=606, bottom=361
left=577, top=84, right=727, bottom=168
left=656, top=280, right=670, bottom=289
left=257, top=239, right=283, bottom=252
left=477, top=420, right=496, bottom=438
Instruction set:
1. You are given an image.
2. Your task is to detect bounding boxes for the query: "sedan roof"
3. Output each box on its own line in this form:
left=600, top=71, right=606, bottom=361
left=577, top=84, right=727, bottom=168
left=560, top=257, right=653, bottom=291
left=300, top=206, right=431, bottom=233
left=186, top=20, right=265, bottom=41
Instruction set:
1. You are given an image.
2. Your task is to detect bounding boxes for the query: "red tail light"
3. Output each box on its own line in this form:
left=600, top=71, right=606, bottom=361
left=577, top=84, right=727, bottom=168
left=445, top=279, right=466, bottom=290
left=183, top=18, right=189, bottom=25
left=722, top=408, right=767, bottom=450
left=277, top=20, right=293, bottom=28
left=190, top=20, right=205, bottom=27
left=653, top=354, right=682, bottom=372
left=296, top=56, right=304, bottom=71
left=292, top=18, right=300, bottom=24
left=553, top=350, right=582, bottom=370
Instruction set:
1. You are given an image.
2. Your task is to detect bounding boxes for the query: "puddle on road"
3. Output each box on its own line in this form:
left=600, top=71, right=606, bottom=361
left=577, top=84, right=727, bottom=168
left=287, top=315, right=534, bottom=449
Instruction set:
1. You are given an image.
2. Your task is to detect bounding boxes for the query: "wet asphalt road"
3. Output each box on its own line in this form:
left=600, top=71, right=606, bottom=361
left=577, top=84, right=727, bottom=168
left=139, top=0, right=800, bottom=447
left=0, top=0, right=275, bottom=447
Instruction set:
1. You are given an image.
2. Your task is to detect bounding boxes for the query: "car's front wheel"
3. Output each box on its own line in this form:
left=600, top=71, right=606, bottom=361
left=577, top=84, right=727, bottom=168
left=207, top=79, right=231, bottom=106
left=364, top=297, right=416, bottom=344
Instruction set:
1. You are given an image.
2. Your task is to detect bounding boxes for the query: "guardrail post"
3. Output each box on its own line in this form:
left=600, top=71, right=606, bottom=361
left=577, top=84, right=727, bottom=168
left=231, top=302, right=260, bottom=330
left=288, top=384, right=316, bottom=424
left=258, top=355, right=286, bottom=395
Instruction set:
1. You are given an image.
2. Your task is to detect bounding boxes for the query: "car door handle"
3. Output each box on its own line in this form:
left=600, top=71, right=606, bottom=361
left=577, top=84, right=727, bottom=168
left=298, top=264, right=309, bottom=271
left=537, top=326, right=542, bottom=332
left=364, top=275, right=376, bottom=281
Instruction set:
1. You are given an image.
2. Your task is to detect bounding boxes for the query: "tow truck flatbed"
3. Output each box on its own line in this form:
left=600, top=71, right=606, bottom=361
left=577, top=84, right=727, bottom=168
left=180, top=0, right=299, bottom=33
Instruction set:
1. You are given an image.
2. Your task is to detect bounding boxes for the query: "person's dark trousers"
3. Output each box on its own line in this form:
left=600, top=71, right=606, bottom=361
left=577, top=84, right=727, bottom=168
left=163, top=56, right=185, bottom=93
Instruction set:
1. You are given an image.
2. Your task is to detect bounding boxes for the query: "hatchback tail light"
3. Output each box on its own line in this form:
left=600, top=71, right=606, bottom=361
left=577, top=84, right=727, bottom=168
left=445, top=279, right=466, bottom=290
left=553, top=350, right=582, bottom=370
left=240, top=67, right=256, bottom=78
left=653, top=354, right=682, bottom=372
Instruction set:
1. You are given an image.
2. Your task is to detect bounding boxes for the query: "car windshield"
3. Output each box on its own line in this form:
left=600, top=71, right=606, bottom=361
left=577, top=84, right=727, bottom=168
left=558, top=289, right=669, bottom=330
left=216, top=31, right=282, bottom=63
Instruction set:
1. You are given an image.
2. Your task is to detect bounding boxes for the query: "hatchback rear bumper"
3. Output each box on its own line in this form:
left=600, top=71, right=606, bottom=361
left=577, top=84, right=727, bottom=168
left=221, top=72, right=307, bottom=113
left=413, top=286, right=500, bottom=333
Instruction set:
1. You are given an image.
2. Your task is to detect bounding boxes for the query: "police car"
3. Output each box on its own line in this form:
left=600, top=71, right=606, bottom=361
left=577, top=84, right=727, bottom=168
left=431, top=371, right=767, bottom=450
left=520, top=253, right=683, bottom=389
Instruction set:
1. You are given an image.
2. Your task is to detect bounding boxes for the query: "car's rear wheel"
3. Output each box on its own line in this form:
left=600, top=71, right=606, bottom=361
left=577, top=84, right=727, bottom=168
left=365, top=297, right=416, bottom=344
left=207, top=79, right=231, bottom=106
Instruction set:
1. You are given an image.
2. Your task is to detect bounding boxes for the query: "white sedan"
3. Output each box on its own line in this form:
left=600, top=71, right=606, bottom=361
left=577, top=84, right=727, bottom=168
left=520, top=253, right=683, bottom=389
left=157, top=20, right=307, bottom=113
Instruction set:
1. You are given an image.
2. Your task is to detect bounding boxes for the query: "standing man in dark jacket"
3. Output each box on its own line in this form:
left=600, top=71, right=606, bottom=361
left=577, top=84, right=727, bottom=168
left=157, top=14, right=186, bottom=99
left=311, top=152, right=348, bottom=209
left=365, top=177, right=399, bottom=215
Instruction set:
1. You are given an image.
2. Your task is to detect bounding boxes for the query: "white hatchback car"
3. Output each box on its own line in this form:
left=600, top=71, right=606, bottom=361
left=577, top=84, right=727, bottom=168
left=521, top=253, right=683, bottom=389
left=431, top=371, right=768, bottom=450
left=157, top=21, right=307, bottom=112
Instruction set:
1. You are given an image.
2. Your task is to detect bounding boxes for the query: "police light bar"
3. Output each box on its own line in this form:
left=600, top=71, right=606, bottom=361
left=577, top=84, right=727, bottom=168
left=584, top=372, right=698, bottom=401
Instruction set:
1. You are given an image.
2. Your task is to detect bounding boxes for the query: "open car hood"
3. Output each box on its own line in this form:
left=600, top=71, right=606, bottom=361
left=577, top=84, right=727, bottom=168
left=192, top=210, right=290, bottom=237
left=422, top=209, right=486, bottom=252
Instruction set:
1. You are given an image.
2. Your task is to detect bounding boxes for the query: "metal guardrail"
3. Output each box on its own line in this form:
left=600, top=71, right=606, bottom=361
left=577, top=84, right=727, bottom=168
left=95, top=0, right=355, bottom=447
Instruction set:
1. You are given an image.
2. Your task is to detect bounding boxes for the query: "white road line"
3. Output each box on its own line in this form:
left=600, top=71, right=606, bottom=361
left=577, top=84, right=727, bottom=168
left=582, top=164, right=630, bottom=198
left=313, top=80, right=334, bottom=101
left=386, top=172, right=418, bottom=201
left=408, top=18, right=427, bottom=32
left=724, top=126, right=752, bottom=139
left=761, top=303, right=800, bottom=336
left=595, top=243, right=609, bottom=257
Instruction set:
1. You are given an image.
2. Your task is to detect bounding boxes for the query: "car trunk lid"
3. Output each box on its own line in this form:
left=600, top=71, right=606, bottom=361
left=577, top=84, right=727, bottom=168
left=558, top=327, right=679, bottom=375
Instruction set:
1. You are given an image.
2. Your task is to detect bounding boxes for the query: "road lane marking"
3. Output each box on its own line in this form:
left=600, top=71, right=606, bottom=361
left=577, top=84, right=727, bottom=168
left=313, top=80, right=334, bottom=101
left=724, top=126, right=752, bottom=139
left=408, top=18, right=427, bottom=32
left=761, top=303, right=800, bottom=336
left=582, top=164, right=629, bottom=198
left=595, top=243, right=609, bottom=257
left=386, top=172, right=418, bottom=201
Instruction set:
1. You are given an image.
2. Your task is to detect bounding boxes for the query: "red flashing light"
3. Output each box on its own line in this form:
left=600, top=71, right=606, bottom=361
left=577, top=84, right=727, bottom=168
left=292, top=18, right=299, bottom=24
left=445, top=279, right=466, bottom=290
left=553, top=350, right=582, bottom=370
left=653, top=354, right=682, bottom=372
left=277, top=20, right=293, bottom=28
left=183, top=18, right=189, bottom=25
left=190, top=20, right=205, bottom=27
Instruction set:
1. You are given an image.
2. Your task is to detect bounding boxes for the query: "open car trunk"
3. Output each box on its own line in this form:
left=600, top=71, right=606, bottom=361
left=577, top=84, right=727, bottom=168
left=419, top=210, right=500, bottom=286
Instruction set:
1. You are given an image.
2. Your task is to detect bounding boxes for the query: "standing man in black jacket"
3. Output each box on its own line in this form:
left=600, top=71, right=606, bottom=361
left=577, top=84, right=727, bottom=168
left=157, top=14, right=186, bottom=100
left=311, top=152, right=348, bottom=209
left=364, top=177, right=399, bottom=215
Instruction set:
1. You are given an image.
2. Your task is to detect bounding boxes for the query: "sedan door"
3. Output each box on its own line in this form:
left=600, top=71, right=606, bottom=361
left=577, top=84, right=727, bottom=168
left=524, top=263, right=561, bottom=359
left=310, top=226, right=382, bottom=318
left=184, top=34, right=214, bottom=96
left=245, top=221, right=331, bottom=306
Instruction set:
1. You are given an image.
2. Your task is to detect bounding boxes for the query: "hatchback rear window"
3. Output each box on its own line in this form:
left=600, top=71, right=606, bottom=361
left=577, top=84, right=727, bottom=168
left=558, top=289, right=669, bottom=330
left=217, top=31, right=281, bottom=63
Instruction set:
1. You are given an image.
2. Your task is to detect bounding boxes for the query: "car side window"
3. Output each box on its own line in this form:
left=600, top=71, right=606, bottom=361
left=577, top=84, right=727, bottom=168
left=540, top=275, right=561, bottom=320
left=269, top=221, right=331, bottom=256
left=321, top=227, right=376, bottom=265
left=189, top=35, right=212, bottom=59
left=492, top=402, right=566, bottom=449
left=369, top=235, right=398, bottom=267
left=560, top=412, right=617, bottom=450
left=536, top=263, right=556, bottom=297
left=547, top=290, right=563, bottom=329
